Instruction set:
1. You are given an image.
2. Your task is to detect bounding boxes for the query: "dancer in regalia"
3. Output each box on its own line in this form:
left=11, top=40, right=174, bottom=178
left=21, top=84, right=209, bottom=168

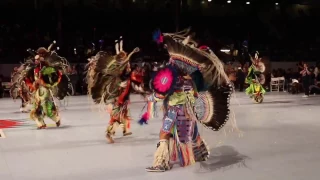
left=143, top=29, right=233, bottom=172
left=245, top=51, right=266, bottom=103
left=86, top=37, right=139, bottom=143
left=12, top=41, right=70, bottom=129
left=10, top=66, right=32, bottom=112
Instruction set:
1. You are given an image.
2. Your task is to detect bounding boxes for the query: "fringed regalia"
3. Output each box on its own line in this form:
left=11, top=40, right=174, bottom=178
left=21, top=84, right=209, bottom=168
left=144, top=29, right=233, bottom=172
left=12, top=41, right=71, bottom=129
left=86, top=37, right=140, bottom=143
left=130, top=66, right=147, bottom=94
left=10, top=66, right=32, bottom=113
left=245, top=51, right=266, bottom=103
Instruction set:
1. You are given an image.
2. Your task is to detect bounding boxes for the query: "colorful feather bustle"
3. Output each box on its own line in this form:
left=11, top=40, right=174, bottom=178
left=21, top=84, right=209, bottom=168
left=138, top=101, right=156, bottom=125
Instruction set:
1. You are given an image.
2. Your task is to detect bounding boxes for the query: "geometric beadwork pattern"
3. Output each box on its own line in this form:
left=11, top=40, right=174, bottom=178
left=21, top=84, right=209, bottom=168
left=194, top=91, right=214, bottom=123
left=194, top=83, right=233, bottom=131
left=173, top=59, right=198, bottom=74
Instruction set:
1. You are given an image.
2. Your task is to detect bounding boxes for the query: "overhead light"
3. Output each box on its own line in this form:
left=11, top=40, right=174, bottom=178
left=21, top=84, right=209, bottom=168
left=227, top=0, right=231, bottom=3
left=208, top=0, right=212, bottom=2
left=275, top=2, right=278, bottom=5
left=201, top=1, right=205, bottom=4
left=132, top=0, right=135, bottom=2
left=246, top=2, right=250, bottom=4
left=221, top=49, right=230, bottom=53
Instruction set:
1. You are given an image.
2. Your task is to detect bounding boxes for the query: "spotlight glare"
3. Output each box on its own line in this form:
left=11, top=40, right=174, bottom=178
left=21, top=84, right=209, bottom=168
left=275, top=2, right=279, bottom=5
left=246, top=1, right=250, bottom=4
left=221, top=49, right=230, bottom=53
left=227, top=0, right=231, bottom=3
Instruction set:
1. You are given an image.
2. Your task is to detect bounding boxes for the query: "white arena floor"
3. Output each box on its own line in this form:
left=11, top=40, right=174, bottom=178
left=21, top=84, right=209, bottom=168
left=0, top=92, right=320, bottom=180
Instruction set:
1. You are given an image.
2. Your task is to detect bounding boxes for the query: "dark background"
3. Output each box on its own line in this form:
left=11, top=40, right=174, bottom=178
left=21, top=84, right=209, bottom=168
left=0, top=0, right=319, bottom=63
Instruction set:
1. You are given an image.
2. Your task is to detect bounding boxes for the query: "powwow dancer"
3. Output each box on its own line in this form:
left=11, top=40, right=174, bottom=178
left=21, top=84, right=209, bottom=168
left=86, top=37, right=140, bottom=143
left=143, top=29, right=233, bottom=172
left=10, top=42, right=71, bottom=113
left=10, top=66, right=32, bottom=113
left=15, top=41, right=70, bottom=129
left=245, top=51, right=266, bottom=103
left=24, top=55, right=61, bottom=129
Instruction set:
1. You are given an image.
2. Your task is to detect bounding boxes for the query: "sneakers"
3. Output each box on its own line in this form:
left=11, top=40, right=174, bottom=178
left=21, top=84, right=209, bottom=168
left=145, top=166, right=166, bottom=172
left=145, top=165, right=172, bottom=172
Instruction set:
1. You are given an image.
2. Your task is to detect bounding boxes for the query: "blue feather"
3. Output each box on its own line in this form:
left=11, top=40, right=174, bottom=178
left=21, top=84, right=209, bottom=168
left=152, top=29, right=161, bottom=43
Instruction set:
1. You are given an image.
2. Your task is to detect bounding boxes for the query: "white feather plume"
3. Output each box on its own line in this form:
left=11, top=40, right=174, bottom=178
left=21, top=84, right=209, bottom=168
left=115, top=40, right=119, bottom=54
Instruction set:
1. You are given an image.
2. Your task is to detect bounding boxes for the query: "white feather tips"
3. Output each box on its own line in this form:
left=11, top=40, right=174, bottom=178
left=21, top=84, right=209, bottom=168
left=254, top=51, right=259, bottom=59
left=115, top=40, right=119, bottom=54
left=182, top=36, right=190, bottom=45
left=119, top=36, right=123, bottom=52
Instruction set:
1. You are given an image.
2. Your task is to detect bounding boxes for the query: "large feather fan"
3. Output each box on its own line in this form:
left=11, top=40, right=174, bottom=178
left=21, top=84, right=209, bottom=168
left=87, top=51, right=121, bottom=104
left=46, top=52, right=70, bottom=74
left=195, top=83, right=233, bottom=131
left=158, top=28, right=233, bottom=131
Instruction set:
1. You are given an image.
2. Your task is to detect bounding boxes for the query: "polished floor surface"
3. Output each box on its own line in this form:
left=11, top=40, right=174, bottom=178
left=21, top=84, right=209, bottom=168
left=0, top=92, right=319, bottom=180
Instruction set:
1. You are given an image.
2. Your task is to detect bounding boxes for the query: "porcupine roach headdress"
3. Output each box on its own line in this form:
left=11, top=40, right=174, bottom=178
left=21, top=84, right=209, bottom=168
left=88, top=37, right=139, bottom=105
left=153, top=28, right=233, bottom=131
